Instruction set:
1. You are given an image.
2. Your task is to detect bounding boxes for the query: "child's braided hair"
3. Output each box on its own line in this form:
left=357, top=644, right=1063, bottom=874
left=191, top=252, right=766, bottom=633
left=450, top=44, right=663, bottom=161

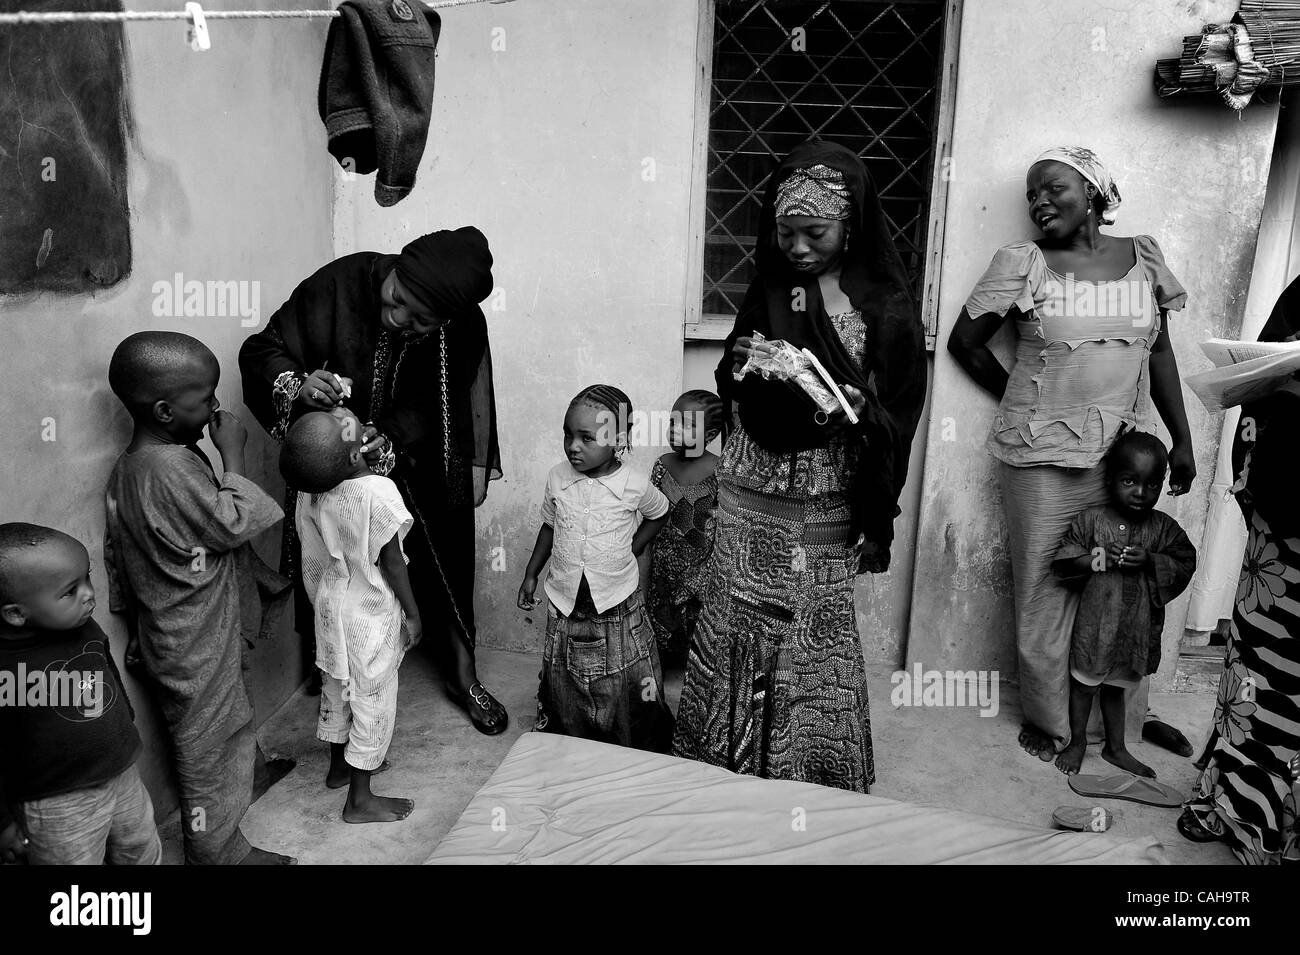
left=570, top=384, right=634, bottom=450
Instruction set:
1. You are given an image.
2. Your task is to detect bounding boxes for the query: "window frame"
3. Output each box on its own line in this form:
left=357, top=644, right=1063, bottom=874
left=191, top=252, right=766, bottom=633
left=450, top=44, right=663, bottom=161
left=682, top=0, right=963, bottom=352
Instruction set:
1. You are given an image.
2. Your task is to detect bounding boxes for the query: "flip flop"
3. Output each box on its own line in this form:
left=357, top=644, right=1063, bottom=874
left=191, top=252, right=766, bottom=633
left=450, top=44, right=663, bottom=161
left=1067, top=772, right=1185, bottom=808
left=1051, top=805, right=1117, bottom=832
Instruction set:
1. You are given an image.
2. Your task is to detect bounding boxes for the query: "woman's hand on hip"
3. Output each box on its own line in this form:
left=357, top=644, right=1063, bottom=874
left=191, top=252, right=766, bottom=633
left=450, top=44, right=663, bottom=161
left=297, top=369, right=345, bottom=410
left=1168, top=441, right=1196, bottom=496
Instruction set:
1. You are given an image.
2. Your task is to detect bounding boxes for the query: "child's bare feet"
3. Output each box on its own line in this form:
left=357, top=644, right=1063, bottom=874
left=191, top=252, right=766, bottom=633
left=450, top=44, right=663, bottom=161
left=1055, top=739, right=1086, bottom=775
left=1102, top=744, right=1155, bottom=778
left=240, top=846, right=297, bottom=865
left=342, top=792, right=414, bottom=824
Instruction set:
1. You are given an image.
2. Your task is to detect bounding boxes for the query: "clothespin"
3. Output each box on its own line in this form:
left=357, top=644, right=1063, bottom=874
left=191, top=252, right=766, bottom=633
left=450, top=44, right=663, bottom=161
left=185, top=2, right=211, bottom=52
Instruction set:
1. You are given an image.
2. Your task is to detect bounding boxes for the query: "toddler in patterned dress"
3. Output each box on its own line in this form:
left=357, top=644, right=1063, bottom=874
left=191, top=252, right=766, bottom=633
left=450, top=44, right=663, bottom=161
left=1052, top=431, right=1196, bottom=779
left=647, top=390, right=724, bottom=664
left=282, top=407, right=422, bottom=824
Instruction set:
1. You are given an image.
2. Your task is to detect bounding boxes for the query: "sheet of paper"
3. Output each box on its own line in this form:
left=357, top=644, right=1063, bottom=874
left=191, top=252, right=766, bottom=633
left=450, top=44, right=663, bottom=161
left=1186, top=348, right=1300, bottom=412
left=1199, top=337, right=1300, bottom=368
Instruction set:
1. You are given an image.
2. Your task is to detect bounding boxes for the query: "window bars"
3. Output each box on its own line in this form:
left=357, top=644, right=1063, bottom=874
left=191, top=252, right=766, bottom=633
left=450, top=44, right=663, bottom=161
left=703, top=0, right=948, bottom=318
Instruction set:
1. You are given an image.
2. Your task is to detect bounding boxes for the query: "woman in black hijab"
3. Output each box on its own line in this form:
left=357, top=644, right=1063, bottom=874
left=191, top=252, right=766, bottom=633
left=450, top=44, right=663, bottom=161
left=671, top=139, right=927, bottom=792
left=239, top=227, right=508, bottom=734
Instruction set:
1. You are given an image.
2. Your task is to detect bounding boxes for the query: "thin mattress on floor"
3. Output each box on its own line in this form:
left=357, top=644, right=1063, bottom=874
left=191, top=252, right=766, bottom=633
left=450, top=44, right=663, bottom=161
left=425, top=733, right=1169, bottom=864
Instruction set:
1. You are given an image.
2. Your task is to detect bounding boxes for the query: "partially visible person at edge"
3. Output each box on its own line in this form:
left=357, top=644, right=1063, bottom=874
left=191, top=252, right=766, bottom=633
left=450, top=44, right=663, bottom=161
left=239, top=228, right=508, bottom=735
left=1178, top=277, right=1300, bottom=864
left=671, top=138, right=928, bottom=793
left=948, top=146, right=1196, bottom=761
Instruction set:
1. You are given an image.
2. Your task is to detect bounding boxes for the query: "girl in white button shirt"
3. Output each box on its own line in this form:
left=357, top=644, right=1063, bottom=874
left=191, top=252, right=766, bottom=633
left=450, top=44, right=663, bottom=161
left=517, top=385, right=674, bottom=751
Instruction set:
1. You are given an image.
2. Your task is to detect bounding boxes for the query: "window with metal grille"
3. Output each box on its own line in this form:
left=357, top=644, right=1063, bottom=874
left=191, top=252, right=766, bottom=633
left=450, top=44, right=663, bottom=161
left=700, top=0, right=952, bottom=338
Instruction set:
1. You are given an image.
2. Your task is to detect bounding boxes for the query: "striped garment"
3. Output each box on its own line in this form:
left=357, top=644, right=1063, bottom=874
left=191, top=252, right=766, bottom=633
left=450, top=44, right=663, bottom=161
left=1186, top=504, right=1300, bottom=864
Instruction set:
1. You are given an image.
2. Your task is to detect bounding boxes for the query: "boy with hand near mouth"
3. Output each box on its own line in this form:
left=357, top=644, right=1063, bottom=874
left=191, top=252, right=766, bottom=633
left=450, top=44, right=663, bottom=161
left=105, top=331, right=293, bottom=865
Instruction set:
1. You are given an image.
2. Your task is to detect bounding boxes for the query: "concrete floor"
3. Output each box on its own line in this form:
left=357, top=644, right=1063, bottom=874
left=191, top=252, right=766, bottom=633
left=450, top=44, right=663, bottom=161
left=160, top=648, right=1237, bottom=864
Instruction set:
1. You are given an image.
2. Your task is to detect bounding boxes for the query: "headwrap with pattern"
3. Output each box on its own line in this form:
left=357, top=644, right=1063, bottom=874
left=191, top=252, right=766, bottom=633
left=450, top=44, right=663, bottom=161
left=774, top=163, right=853, bottom=220
left=1032, top=146, right=1122, bottom=225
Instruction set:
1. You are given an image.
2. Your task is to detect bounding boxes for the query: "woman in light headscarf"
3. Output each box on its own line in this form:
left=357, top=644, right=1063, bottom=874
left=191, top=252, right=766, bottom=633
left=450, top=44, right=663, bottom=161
left=672, top=138, right=927, bottom=793
left=948, top=147, right=1196, bottom=765
left=239, top=228, right=509, bottom=735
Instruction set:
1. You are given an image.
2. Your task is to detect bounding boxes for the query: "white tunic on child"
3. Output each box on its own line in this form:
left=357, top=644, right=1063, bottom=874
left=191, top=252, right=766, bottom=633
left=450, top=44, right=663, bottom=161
left=295, top=474, right=413, bottom=689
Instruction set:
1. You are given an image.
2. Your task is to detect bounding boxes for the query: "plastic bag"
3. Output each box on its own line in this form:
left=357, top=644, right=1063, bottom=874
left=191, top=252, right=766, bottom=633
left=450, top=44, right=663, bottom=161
left=732, top=332, right=840, bottom=415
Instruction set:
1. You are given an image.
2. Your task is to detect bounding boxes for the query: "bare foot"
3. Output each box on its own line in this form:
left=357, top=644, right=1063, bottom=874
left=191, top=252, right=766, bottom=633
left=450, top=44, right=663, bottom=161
left=1102, top=745, right=1155, bottom=778
left=240, top=846, right=297, bottom=865
left=1055, top=740, right=1086, bottom=775
left=1019, top=724, right=1057, bottom=761
left=326, top=758, right=390, bottom=790
left=342, top=792, right=415, bottom=824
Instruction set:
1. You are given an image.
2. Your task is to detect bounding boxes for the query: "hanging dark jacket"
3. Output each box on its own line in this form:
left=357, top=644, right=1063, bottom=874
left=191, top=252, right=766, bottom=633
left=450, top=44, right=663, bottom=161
left=319, top=0, right=441, bottom=207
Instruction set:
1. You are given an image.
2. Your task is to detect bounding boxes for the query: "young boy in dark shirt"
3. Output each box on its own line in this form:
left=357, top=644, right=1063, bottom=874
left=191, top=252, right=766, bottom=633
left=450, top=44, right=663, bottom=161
left=105, top=331, right=293, bottom=865
left=0, top=523, right=160, bottom=865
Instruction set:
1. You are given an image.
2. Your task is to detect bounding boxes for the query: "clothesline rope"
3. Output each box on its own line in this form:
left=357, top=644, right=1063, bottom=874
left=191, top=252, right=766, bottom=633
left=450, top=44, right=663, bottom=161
left=0, top=0, right=512, bottom=24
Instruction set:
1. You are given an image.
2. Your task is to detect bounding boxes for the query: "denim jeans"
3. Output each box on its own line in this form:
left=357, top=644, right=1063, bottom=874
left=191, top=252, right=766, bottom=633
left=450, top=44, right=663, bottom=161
left=19, top=763, right=161, bottom=865
left=537, top=589, right=673, bottom=752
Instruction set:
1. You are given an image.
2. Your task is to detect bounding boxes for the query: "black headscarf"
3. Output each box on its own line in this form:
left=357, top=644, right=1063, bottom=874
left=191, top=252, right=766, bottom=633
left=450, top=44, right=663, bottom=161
left=395, top=226, right=494, bottom=319
left=717, top=138, right=927, bottom=572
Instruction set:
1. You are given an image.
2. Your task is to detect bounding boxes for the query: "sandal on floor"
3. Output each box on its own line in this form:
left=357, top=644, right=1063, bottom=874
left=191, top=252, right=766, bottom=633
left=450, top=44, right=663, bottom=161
left=449, top=681, right=509, bottom=736
left=1176, top=808, right=1221, bottom=844
left=1051, top=805, right=1116, bottom=832
left=1067, top=772, right=1185, bottom=808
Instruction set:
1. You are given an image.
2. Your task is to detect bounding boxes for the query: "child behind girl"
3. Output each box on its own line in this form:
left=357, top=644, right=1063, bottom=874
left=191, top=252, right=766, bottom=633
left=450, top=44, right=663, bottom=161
left=647, top=390, right=723, bottom=663
left=282, top=408, right=420, bottom=824
left=1052, top=431, right=1197, bottom=778
left=517, top=384, right=674, bottom=751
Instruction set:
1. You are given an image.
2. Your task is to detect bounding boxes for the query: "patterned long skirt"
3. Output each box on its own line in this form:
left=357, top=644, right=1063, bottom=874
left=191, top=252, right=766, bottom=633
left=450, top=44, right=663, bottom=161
left=671, top=479, right=874, bottom=792
left=1185, top=506, right=1300, bottom=864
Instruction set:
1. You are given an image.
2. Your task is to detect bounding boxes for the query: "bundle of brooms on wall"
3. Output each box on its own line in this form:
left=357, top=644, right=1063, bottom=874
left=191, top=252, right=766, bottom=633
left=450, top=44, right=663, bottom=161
left=1155, top=0, right=1300, bottom=109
